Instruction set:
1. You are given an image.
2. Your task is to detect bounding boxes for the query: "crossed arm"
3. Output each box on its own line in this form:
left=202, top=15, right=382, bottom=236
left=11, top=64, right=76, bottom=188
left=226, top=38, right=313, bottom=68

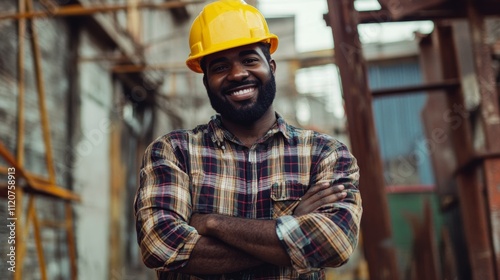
left=179, top=183, right=348, bottom=275
left=135, top=139, right=361, bottom=275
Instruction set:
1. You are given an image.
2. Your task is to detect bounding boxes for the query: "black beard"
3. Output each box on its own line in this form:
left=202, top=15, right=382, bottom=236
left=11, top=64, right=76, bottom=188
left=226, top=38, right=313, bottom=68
left=206, top=74, right=276, bottom=125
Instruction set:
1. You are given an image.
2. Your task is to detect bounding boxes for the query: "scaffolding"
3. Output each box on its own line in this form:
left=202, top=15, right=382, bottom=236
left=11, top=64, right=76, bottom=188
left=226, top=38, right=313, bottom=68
left=0, top=1, right=204, bottom=279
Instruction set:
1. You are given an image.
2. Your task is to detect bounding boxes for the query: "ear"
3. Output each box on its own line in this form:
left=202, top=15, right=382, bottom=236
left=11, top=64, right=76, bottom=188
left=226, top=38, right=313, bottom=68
left=269, top=59, right=276, bottom=74
left=203, top=75, right=208, bottom=90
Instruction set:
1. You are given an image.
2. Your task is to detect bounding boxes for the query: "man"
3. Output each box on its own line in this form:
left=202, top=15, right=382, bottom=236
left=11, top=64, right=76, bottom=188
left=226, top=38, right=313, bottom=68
left=134, top=1, right=362, bottom=279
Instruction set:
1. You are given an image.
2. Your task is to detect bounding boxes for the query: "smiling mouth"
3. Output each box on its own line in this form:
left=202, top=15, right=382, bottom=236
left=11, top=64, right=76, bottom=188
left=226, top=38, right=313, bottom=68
left=225, top=86, right=257, bottom=102
left=229, top=87, right=255, bottom=96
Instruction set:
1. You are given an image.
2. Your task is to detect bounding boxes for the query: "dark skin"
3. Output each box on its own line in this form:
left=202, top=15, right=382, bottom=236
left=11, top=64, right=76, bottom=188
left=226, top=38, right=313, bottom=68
left=203, top=44, right=278, bottom=147
left=179, top=43, right=347, bottom=275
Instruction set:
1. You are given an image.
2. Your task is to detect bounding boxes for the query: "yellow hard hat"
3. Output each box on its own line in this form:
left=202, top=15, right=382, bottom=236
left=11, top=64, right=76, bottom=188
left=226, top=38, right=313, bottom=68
left=186, top=0, right=279, bottom=73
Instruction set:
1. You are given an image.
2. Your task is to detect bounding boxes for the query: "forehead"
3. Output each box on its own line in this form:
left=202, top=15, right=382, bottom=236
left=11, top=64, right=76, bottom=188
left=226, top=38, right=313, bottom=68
left=204, top=43, right=264, bottom=64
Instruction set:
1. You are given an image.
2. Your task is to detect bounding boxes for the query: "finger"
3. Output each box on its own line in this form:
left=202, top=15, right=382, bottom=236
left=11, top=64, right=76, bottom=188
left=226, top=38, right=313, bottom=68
left=301, top=182, right=329, bottom=200
left=307, top=192, right=347, bottom=212
left=301, top=187, right=343, bottom=211
left=298, top=184, right=344, bottom=213
left=303, top=184, right=344, bottom=206
left=332, top=184, right=345, bottom=193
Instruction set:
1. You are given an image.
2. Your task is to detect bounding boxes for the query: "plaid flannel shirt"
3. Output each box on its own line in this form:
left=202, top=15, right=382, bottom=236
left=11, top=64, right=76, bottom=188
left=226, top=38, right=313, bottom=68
left=135, top=113, right=362, bottom=280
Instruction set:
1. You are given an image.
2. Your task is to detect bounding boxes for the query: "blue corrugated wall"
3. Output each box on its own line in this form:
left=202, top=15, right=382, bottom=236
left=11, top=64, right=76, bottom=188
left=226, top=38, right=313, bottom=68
left=368, top=60, right=435, bottom=186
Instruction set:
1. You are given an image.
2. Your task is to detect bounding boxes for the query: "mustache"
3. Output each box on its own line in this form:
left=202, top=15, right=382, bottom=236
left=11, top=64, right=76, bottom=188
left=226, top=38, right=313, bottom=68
left=221, top=80, right=259, bottom=94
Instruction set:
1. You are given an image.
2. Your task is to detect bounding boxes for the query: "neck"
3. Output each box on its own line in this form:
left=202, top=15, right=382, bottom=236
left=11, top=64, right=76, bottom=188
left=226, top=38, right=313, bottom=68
left=221, top=108, right=276, bottom=148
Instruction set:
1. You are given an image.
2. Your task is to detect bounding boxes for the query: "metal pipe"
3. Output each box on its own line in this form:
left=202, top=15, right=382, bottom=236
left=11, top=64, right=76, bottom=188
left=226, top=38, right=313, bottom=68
left=371, top=79, right=460, bottom=97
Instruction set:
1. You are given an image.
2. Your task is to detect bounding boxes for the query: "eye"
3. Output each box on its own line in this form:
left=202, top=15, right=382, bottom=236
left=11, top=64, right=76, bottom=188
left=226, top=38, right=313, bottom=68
left=210, top=64, right=228, bottom=73
left=242, top=57, right=260, bottom=65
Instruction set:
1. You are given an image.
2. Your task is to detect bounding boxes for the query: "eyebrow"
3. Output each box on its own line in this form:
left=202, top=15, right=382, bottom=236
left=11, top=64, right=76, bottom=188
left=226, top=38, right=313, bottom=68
left=207, top=49, right=261, bottom=69
left=239, top=49, right=260, bottom=57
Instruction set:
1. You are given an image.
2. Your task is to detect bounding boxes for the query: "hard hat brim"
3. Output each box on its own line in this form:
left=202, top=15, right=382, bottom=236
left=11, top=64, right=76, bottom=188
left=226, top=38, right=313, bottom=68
left=186, top=35, right=278, bottom=73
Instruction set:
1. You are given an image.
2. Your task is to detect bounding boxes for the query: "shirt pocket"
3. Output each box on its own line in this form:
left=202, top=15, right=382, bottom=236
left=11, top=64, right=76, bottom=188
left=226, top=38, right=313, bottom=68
left=271, top=181, right=307, bottom=219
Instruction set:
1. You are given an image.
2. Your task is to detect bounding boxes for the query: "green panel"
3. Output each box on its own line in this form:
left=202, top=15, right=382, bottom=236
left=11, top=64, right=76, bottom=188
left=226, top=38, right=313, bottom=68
left=386, top=192, right=444, bottom=276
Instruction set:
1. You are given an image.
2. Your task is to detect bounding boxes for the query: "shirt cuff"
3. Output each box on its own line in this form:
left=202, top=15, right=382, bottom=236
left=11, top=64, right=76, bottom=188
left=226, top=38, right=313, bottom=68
left=276, top=215, right=320, bottom=275
left=163, top=231, right=202, bottom=270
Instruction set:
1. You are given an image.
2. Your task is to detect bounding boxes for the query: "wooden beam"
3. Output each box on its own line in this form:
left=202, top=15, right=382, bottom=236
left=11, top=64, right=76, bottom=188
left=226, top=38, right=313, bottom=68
left=26, top=0, right=56, bottom=184
left=17, top=0, right=26, bottom=167
left=108, top=118, right=126, bottom=280
left=0, top=165, right=50, bottom=185
left=0, top=0, right=206, bottom=20
left=14, top=187, right=24, bottom=280
left=0, top=143, right=80, bottom=202
left=28, top=196, right=48, bottom=280
left=65, top=202, right=77, bottom=280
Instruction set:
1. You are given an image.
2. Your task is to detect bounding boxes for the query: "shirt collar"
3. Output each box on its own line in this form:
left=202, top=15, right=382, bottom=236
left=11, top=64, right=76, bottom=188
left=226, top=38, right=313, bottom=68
left=207, top=113, right=292, bottom=146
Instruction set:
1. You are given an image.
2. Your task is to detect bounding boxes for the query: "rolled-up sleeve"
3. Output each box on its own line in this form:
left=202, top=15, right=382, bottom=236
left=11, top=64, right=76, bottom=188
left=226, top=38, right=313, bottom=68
left=275, top=142, right=362, bottom=274
left=134, top=137, right=200, bottom=271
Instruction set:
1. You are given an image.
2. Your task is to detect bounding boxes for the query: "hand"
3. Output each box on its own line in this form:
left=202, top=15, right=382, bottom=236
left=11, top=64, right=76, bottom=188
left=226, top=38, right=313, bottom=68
left=293, top=183, right=347, bottom=216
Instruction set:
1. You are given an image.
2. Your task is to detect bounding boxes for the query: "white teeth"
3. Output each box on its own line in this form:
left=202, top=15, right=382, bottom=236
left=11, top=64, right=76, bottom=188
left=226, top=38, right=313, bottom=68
left=230, top=88, right=253, bottom=96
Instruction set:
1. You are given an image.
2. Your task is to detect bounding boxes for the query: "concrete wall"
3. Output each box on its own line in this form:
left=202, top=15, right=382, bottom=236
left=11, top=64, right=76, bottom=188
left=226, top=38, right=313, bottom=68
left=72, top=28, right=113, bottom=279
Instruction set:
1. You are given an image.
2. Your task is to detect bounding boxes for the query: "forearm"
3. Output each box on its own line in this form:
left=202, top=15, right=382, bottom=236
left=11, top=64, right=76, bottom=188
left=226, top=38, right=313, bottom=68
left=179, top=235, right=263, bottom=274
left=276, top=190, right=362, bottom=272
left=201, top=214, right=291, bottom=266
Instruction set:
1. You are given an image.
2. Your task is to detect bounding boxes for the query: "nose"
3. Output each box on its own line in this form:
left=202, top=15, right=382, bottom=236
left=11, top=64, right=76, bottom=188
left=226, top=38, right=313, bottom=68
left=227, top=62, right=249, bottom=81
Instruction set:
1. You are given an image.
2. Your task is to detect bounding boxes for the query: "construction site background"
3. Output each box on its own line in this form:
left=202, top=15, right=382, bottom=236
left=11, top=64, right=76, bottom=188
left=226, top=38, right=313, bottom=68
left=1, top=0, right=500, bottom=280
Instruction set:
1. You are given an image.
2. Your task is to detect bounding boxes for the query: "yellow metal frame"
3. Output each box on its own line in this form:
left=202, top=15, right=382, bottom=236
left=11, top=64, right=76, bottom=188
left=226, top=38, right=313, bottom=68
left=0, top=0, right=205, bottom=20
left=0, top=1, right=208, bottom=278
left=0, top=0, right=80, bottom=279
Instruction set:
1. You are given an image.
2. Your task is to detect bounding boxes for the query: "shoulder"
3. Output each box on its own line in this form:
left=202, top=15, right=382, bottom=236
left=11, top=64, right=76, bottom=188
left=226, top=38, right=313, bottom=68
left=145, top=123, right=211, bottom=154
left=285, top=123, right=345, bottom=150
left=153, top=124, right=209, bottom=146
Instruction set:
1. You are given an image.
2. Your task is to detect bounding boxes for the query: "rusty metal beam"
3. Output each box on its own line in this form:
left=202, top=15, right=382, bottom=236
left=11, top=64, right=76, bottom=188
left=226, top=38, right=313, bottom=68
left=457, top=167, right=496, bottom=280
left=0, top=0, right=206, bottom=20
left=436, top=24, right=474, bottom=167
left=407, top=199, right=441, bottom=280
left=484, top=158, right=500, bottom=278
left=467, top=0, right=500, bottom=152
left=419, top=31, right=459, bottom=199
left=453, top=152, right=500, bottom=175
left=377, top=0, right=449, bottom=19
left=326, top=1, right=400, bottom=279
left=358, top=9, right=466, bottom=23
left=356, top=3, right=500, bottom=24
left=371, top=79, right=460, bottom=97
left=467, top=0, right=500, bottom=276
left=420, top=22, right=497, bottom=280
